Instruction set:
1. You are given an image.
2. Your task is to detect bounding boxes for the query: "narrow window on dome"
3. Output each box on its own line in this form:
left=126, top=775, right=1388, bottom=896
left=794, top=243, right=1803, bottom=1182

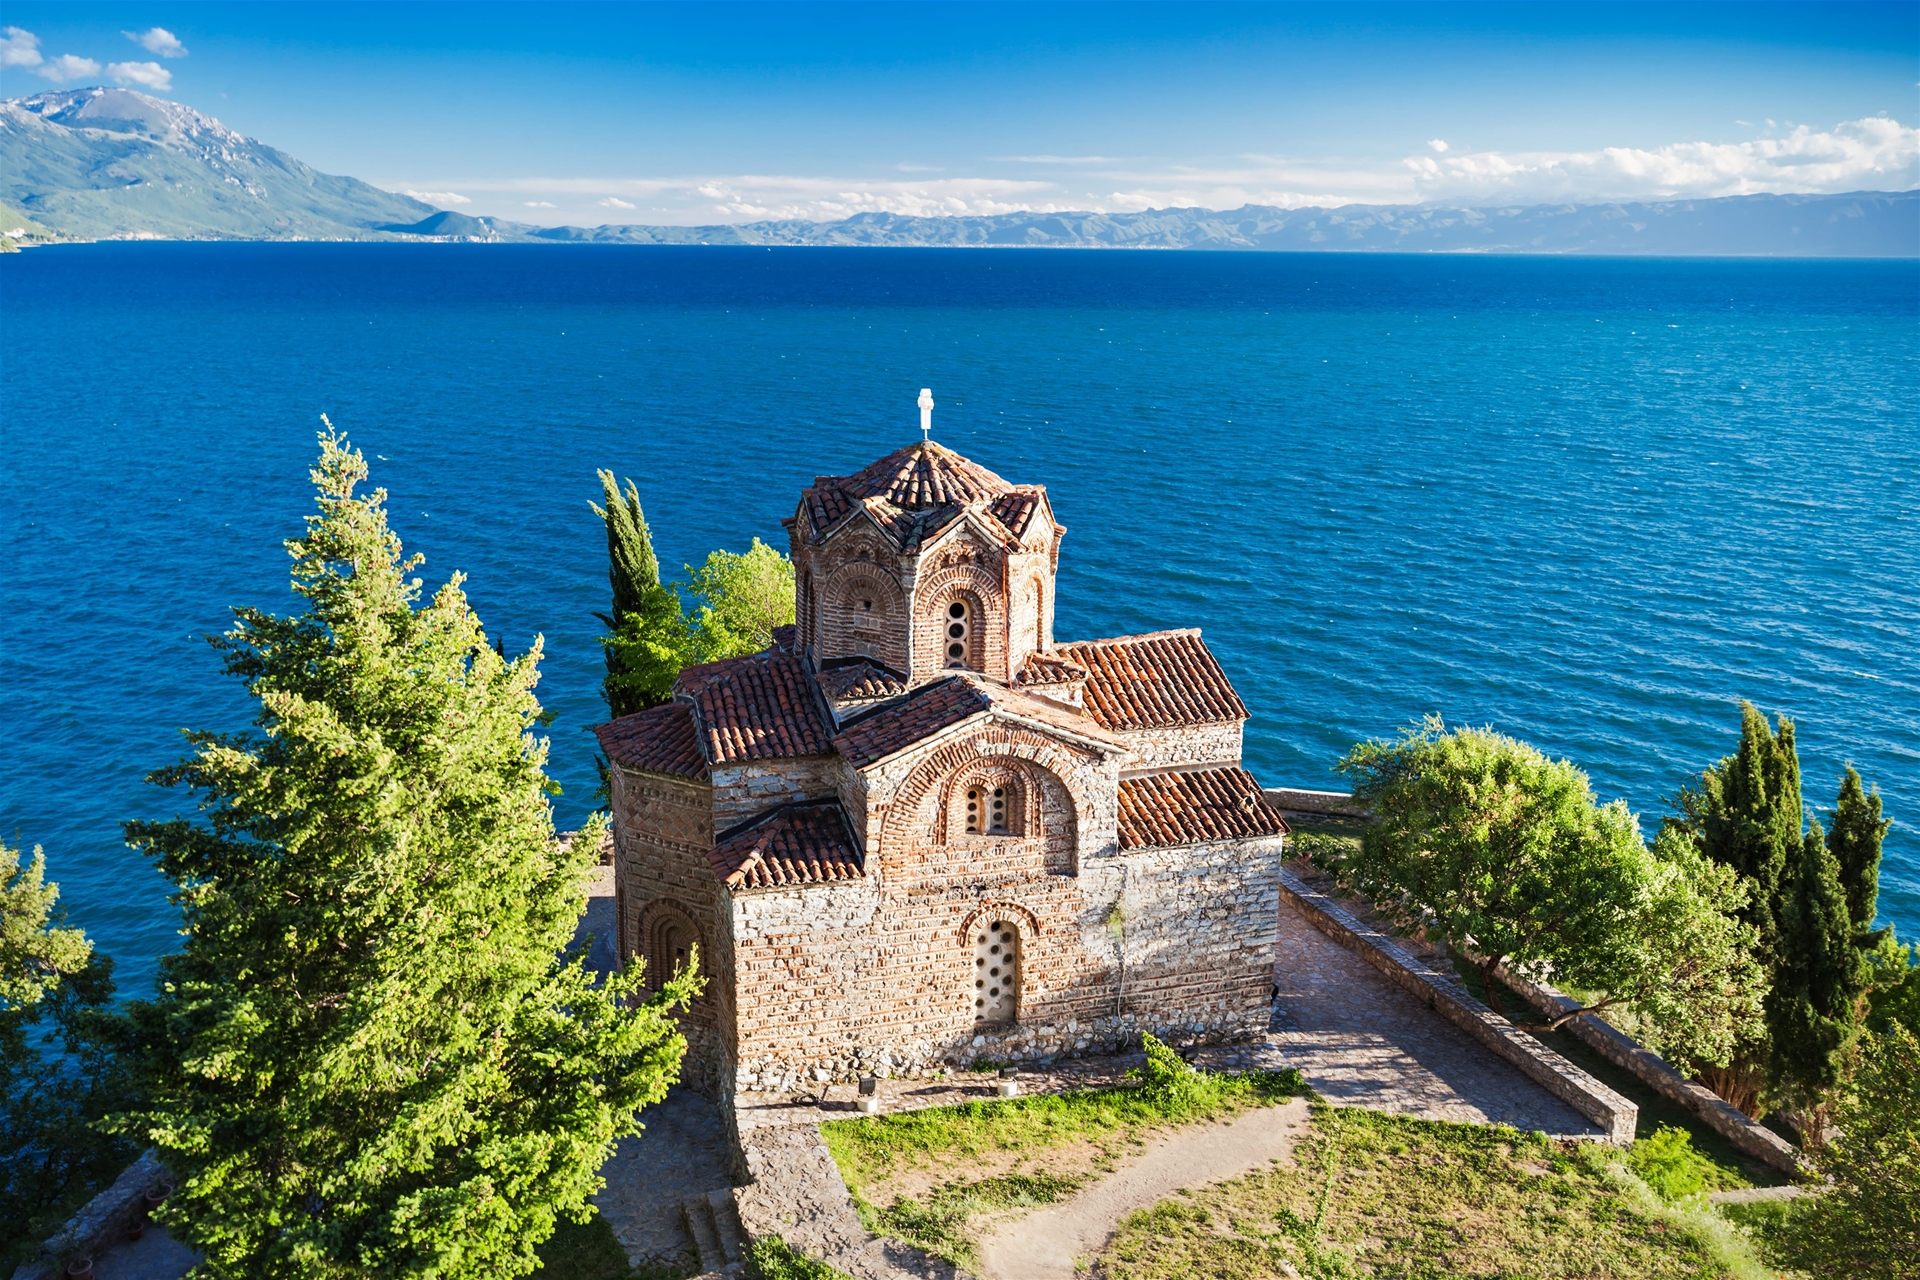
left=989, top=786, right=1008, bottom=834
left=973, top=921, right=1020, bottom=1025
left=965, top=788, right=980, bottom=834
left=945, top=600, right=970, bottom=667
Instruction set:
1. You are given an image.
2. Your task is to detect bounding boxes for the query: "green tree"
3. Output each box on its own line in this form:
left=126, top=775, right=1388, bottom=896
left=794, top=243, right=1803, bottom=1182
left=1828, top=764, right=1890, bottom=936
left=0, top=844, right=140, bottom=1265
left=1331, top=718, right=1764, bottom=1068
left=119, top=424, right=698, bottom=1279
left=590, top=471, right=692, bottom=717
left=1772, top=1021, right=1920, bottom=1280
left=1671, top=704, right=1877, bottom=1119
left=686, top=537, right=796, bottom=663
left=0, top=842, right=91, bottom=1009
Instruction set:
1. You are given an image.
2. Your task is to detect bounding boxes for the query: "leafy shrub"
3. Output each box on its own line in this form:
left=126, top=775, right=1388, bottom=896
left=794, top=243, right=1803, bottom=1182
left=1130, top=1033, right=1220, bottom=1113
left=1625, top=1125, right=1717, bottom=1201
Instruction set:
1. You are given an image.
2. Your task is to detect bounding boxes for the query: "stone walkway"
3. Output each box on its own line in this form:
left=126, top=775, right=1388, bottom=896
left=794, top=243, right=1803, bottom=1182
left=593, top=1088, right=733, bottom=1270
left=1257, top=896, right=1600, bottom=1136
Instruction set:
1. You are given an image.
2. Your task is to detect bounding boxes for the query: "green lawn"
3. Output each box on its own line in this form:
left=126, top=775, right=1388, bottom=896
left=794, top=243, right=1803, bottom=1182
left=1098, top=1102, right=1774, bottom=1280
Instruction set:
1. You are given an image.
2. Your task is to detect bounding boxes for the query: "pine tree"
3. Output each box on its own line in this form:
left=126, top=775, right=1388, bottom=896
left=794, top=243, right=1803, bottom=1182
left=1828, top=765, right=1889, bottom=937
left=590, top=470, right=690, bottom=717
left=120, top=425, right=697, bottom=1279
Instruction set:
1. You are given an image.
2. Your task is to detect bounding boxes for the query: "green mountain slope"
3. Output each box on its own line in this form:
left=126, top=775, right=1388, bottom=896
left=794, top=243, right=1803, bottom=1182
left=1, top=87, right=434, bottom=240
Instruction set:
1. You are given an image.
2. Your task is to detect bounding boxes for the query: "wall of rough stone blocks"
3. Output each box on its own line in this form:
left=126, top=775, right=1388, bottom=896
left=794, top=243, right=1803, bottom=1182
left=1117, top=721, right=1244, bottom=773
left=728, top=815, right=1284, bottom=1092
left=711, top=755, right=849, bottom=832
left=609, top=763, right=731, bottom=1093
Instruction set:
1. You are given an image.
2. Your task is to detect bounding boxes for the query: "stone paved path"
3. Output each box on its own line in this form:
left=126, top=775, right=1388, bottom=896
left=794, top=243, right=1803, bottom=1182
left=593, top=1088, right=732, bottom=1269
left=1259, top=898, right=1600, bottom=1135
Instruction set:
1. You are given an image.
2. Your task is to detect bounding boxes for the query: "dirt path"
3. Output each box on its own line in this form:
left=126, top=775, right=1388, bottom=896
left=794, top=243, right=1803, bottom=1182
left=973, top=1097, right=1311, bottom=1280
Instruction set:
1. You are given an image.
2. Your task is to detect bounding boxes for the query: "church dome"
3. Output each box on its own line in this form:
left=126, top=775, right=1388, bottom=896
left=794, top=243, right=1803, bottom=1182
left=840, top=440, right=1015, bottom=510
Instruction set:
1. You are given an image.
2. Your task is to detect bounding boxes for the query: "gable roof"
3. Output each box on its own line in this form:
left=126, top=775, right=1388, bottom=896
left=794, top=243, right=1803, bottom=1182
left=675, top=651, right=835, bottom=764
left=592, top=701, right=708, bottom=781
left=709, top=801, right=864, bottom=889
left=817, top=657, right=909, bottom=703
left=1117, top=767, right=1290, bottom=849
left=1016, top=649, right=1090, bottom=688
left=1056, top=630, right=1249, bottom=731
left=833, top=673, right=1123, bottom=770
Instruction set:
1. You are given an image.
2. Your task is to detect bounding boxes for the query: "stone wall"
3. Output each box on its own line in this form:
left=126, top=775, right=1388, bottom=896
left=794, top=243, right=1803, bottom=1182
left=711, top=754, right=851, bottom=832
left=608, top=763, right=731, bottom=1094
left=1118, top=721, right=1244, bottom=774
left=728, top=828, right=1284, bottom=1092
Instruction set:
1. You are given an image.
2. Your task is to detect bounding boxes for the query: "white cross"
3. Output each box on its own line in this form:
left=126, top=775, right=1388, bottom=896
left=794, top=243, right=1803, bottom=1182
left=918, top=388, right=934, bottom=439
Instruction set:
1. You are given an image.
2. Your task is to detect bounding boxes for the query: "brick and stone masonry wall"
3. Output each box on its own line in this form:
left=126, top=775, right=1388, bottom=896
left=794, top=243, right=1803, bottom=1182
left=727, top=831, right=1284, bottom=1092
left=711, top=754, right=851, bottom=833
left=609, top=763, right=732, bottom=1094
left=1118, top=721, right=1244, bottom=773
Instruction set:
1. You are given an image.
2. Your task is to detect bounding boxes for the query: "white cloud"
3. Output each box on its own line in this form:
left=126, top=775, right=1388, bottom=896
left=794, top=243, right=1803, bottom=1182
left=36, top=53, right=102, bottom=82
left=1402, top=116, right=1919, bottom=201
left=436, top=117, right=1918, bottom=226
left=525, top=200, right=556, bottom=208
left=405, top=190, right=471, bottom=206
left=108, top=60, right=171, bottom=90
left=1427, top=139, right=1449, bottom=153
left=1, top=26, right=42, bottom=67
left=124, top=27, right=187, bottom=57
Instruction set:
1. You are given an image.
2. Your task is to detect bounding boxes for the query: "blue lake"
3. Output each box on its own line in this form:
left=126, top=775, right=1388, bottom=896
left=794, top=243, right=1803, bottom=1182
left=3, top=243, right=1915, bottom=997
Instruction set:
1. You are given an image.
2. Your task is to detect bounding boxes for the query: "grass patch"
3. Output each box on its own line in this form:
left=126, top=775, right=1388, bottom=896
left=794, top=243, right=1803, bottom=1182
left=822, top=1051, right=1306, bottom=1196
left=744, top=1236, right=854, bottom=1280
left=1099, top=1102, right=1770, bottom=1279
left=533, top=1211, right=691, bottom=1280
left=869, top=1171, right=1086, bottom=1269
left=822, top=1038, right=1307, bottom=1267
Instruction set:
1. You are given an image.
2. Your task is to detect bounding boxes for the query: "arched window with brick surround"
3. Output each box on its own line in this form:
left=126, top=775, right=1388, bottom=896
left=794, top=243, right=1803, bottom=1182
left=972, top=918, right=1021, bottom=1025
left=951, top=767, right=1026, bottom=839
left=640, top=905, right=704, bottom=995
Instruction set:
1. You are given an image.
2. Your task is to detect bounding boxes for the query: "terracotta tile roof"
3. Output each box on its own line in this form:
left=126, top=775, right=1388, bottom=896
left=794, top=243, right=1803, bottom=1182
left=709, top=801, right=863, bottom=890
left=798, top=442, right=1045, bottom=553
left=1016, top=650, right=1089, bottom=687
left=1057, top=630, right=1249, bottom=731
left=675, top=652, right=834, bottom=764
left=834, top=674, right=1123, bottom=769
left=989, top=490, right=1044, bottom=539
left=1118, top=768, right=1290, bottom=849
left=844, top=440, right=1014, bottom=509
left=817, top=658, right=908, bottom=702
left=592, top=701, right=708, bottom=781
left=833, top=677, right=993, bottom=768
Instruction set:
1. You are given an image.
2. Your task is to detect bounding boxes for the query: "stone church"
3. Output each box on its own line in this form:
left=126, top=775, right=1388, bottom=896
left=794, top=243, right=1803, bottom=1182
left=594, top=420, right=1289, bottom=1095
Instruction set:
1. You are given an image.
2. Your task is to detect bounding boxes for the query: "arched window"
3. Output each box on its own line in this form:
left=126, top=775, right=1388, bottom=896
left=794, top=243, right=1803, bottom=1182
left=964, top=784, right=1012, bottom=835
left=973, top=920, right=1020, bottom=1025
left=648, top=913, right=701, bottom=993
left=945, top=600, right=971, bottom=668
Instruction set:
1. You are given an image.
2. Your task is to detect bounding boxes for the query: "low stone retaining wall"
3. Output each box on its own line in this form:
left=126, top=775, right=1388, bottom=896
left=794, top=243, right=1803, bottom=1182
left=10, top=1150, right=170, bottom=1280
left=1277, top=869, right=1637, bottom=1145
left=1495, top=966, right=1802, bottom=1174
left=1263, top=788, right=1366, bottom=817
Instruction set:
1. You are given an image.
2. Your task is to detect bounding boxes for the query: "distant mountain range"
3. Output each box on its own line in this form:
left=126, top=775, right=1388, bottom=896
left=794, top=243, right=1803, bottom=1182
left=6, top=88, right=1916, bottom=256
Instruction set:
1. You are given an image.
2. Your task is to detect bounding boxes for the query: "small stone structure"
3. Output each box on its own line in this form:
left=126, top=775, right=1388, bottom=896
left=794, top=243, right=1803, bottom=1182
left=595, top=436, right=1290, bottom=1096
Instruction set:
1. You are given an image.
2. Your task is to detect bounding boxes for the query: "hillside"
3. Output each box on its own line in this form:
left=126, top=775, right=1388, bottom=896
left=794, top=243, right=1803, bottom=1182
left=1, top=88, right=433, bottom=241
left=5, top=87, right=1913, bottom=254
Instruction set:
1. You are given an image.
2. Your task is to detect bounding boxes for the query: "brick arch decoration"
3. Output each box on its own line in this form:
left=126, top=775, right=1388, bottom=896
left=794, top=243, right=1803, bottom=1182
left=634, top=898, right=706, bottom=993
left=882, top=725, right=1091, bottom=876
left=916, top=562, right=1005, bottom=677
left=823, top=560, right=907, bottom=667
left=958, top=898, right=1043, bottom=944
left=940, top=757, right=1040, bottom=840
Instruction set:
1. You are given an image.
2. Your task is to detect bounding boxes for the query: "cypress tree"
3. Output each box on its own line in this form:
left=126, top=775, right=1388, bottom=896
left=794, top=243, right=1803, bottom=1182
left=1679, top=702, right=1803, bottom=961
left=590, top=471, right=689, bottom=718
left=1828, top=765, right=1889, bottom=936
left=1770, top=818, right=1869, bottom=1109
left=121, top=426, right=697, bottom=1279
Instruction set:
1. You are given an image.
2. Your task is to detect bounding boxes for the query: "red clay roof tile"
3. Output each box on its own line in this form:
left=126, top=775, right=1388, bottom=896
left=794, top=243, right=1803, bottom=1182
left=1057, top=630, right=1249, bottom=731
left=709, top=801, right=863, bottom=889
left=797, top=442, right=1048, bottom=552
left=592, top=701, right=708, bottom=781
left=833, top=677, right=992, bottom=768
left=1016, top=650, right=1090, bottom=687
left=1117, top=768, right=1289, bottom=849
left=817, top=658, right=909, bottom=702
left=676, top=652, right=834, bottom=764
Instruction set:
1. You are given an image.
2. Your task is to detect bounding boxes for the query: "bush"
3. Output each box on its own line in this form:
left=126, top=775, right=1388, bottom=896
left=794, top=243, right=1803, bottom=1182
left=1625, top=1125, right=1724, bottom=1201
left=1130, top=1033, right=1221, bottom=1114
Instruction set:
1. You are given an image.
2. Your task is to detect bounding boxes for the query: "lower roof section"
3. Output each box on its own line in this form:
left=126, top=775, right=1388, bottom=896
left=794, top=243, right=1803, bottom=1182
left=1117, top=766, right=1290, bottom=850
left=710, top=800, right=864, bottom=890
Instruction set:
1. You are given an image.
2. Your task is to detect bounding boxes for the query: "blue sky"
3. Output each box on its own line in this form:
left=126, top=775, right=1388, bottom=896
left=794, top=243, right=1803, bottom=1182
left=4, top=2, right=1916, bottom=223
